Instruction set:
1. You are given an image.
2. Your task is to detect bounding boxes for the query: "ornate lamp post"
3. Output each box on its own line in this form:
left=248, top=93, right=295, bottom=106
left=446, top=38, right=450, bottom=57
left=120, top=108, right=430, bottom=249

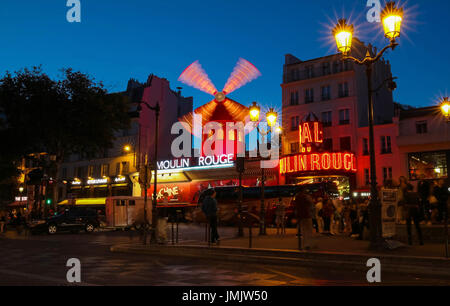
left=137, top=100, right=160, bottom=245
left=332, top=1, right=403, bottom=250
left=440, top=97, right=450, bottom=258
left=249, top=102, right=278, bottom=235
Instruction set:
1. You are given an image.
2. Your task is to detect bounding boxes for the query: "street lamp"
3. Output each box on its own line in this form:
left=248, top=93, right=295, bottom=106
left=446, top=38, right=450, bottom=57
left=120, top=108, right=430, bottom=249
left=332, top=1, right=403, bottom=250
left=440, top=96, right=450, bottom=258
left=123, top=145, right=132, bottom=153
left=249, top=102, right=278, bottom=235
left=137, top=100, right=160, bottom=245
left=441, top=97, right=450, bottom=122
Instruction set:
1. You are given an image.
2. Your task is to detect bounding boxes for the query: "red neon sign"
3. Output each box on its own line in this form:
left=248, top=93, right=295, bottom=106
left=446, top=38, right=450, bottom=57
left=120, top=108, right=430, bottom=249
left=299, top=121, right=323, bottom=153
left=279, top=152, right=357, bottom=174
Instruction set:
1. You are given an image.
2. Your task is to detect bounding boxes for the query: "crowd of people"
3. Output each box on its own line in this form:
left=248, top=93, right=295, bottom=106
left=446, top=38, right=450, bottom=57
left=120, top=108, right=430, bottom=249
left=275, top=176, right=449, bottom=248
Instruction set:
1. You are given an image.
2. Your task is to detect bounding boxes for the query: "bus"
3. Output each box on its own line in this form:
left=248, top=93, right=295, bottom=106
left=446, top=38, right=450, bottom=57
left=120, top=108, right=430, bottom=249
left=192, top=182, right=339, bottom=226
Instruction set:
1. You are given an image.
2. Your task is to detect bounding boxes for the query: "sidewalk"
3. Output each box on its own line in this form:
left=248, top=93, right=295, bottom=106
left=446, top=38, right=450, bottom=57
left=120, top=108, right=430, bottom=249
left=186, top=227, right=449, bottom=258
left=110, top=226, right=450, bottom=277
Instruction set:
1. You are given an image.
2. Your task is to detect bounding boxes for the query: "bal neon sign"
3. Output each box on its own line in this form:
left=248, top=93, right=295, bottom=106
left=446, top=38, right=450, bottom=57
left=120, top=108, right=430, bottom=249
left=280, top=118, right=357, bottom=174
left=280, top=152, right=357, bottom=174
left=299, top=121, right=323, bottom=153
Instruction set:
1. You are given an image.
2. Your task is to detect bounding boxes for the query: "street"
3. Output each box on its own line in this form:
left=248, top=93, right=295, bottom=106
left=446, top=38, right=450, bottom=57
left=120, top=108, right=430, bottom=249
left=1, top=227, right=449, bottom=286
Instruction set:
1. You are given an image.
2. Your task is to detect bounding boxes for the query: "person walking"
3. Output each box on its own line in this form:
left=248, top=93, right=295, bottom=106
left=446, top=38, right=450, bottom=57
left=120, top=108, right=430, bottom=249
left=433, top=179, right=449, bottom=224
left=202, top=189, right=220, bottom=244
left=314, top=197, right=324, bottom=233
left=397, top=176, right=409, bottom=224
left=417, top=176, right=431, bottom=224
left=293, top=191, right=315, bottom=250
left=274, top=198, right=286, bottom=236
left=157, top=193, right=169, bottom=244
left=0, top=211, right=6, bottom=234
left=321, top=198, right=335, bottom=235
left=402, top=184, right=424, bottom=245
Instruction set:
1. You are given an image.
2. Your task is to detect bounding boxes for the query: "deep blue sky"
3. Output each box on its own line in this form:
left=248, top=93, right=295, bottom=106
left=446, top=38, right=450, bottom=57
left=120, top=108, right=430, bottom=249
left=0, top=0, right=448, bottom=111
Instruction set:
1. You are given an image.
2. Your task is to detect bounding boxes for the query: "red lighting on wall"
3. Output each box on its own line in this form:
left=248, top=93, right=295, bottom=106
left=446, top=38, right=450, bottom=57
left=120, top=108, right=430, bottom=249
left=280, top=152, right=357, bottom=175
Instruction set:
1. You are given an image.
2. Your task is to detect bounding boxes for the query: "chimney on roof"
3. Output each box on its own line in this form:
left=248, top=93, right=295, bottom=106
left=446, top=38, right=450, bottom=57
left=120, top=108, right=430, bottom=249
left=177, top=87, right=182, bottom=96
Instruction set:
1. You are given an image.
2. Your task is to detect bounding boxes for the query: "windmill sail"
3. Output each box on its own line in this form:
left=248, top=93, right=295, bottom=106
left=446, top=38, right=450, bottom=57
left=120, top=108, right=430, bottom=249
left=178, top=60, right=217, bottom=96
left=222, top=58, right=261, bottom=95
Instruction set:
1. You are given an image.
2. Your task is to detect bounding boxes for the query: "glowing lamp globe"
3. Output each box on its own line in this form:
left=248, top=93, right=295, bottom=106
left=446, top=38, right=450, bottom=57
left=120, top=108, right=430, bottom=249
left=441, top=97, right=450, bottom=120
left=249, top=102, right=260, bottom=122
left=381, top=2, right=403, bottom=42
left=332, top=19, right=354, bottom=55
left=266, top=108, right=278, bottom=127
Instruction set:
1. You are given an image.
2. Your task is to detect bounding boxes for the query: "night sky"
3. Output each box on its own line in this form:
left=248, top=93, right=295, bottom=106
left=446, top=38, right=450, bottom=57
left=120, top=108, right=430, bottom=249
left=0, top=0, right=448, bottom=111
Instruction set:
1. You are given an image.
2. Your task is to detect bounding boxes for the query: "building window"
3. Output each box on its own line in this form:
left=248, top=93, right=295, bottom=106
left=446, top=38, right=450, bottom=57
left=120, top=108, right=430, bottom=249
left=364, top=169, right=370, bottom=185
left=290, top=91, right=299, bottom=105
left=408, top=151, right=448, bottom=180
left=339, top=109, right=350, bottom=125
left=291, top=116, right=300, bottom=131
left=290, top=142, right=299, bottom=154
left=381, top=136, right=392, bottom=154
left=122, top=162, right=129, bottom=174
left=363, top=138, right=369, bottom=156
left=321, top=111, right=332, bottom=127
left=87, top=165, right=94, bottom=177
left=306, top=65, right=314, bottom=79
left=338, top=82, right=349, bottom=98
left=383, top=167, right=393, bottom=182
left=322, top=62, right=331, bottom=75
left=323, top=138, right=333, bottom=151
left=305, top=88, right=314, bottom=104
left=340, top=137, right=351, bottom=151
left=115, top=162, right=121, bottom=176
left=343, top=60, right=351, bottom=71
left=416, top=121, right=427, bottom=134
left=333, top=60, right=343, bottom=73
left=321, top=85, right=331, bottom=101
left=62, top=168, right=67, bottom=179
left=101, top=164, right=110, bottom=177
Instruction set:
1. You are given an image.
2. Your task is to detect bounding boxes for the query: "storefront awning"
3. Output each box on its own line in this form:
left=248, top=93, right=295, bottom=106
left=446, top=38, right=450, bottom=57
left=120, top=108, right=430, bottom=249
left=58, top=198, right=106, bottom=206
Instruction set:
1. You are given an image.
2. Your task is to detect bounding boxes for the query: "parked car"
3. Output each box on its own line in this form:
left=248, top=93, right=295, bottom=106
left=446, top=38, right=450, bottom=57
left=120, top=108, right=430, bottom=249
left=29, top=207, right=100, bottom=235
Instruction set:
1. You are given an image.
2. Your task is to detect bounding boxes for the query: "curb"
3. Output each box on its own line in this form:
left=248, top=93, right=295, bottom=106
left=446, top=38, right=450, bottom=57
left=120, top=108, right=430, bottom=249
left=110, top=243, right=450, bottom=278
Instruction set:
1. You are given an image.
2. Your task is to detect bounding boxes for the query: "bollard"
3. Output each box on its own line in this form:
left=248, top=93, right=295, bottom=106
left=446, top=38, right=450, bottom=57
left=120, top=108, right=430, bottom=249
left=176, top=221, right=179, bottom=244
left=249, top=224, right=252, bottom=249
left=445, top=212, right=448, bottom=258
left=171, top=222, right=175, bottom=245
left=297, top=221, right=303, bottom=251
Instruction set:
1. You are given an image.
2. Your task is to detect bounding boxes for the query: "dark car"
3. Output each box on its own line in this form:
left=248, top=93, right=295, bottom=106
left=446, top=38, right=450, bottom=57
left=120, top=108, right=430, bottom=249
left=29, top=207, right=100, bottom=235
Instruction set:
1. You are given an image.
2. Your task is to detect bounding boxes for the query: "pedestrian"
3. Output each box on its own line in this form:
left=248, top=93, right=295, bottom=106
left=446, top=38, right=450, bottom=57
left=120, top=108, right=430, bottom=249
left=433, top=179, right=449, bottom=224
left=314, top=197, right=324, bottom=233
left=343, top=200, right=352, bottom=234
left=357, top=201, right=370, bottom=240
left=417, top=176, right=431, bottom=224
left=202, top=189, right=220, bottom=244
left=397, top=176, right=409, bottom=224
left=156, top=207, right=168, bottom=244
left=402, top=184, right=424, bottom=245
left=293, top=191, right=315, bottom=249
left=321, top=198, right=335, bottom=235
left=0, top=211, right=6, bottom=234
left=274, top=197, right=286, bottom=236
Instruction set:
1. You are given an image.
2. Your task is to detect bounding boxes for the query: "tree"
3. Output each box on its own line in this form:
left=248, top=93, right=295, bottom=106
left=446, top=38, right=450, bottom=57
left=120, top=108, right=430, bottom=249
left=0, top=66, right=131, bottom=207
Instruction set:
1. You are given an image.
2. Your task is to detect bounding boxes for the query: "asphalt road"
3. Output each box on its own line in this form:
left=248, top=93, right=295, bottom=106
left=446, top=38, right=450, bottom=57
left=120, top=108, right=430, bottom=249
left=0, top=228, right=449, bottom=286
